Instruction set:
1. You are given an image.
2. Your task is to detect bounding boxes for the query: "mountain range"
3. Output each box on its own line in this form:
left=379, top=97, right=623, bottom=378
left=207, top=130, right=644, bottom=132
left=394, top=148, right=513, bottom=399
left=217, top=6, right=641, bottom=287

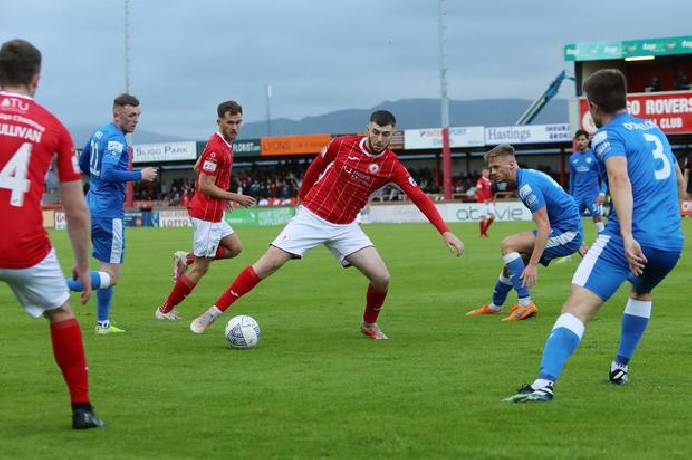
left=67, top=98, right=569, bottom=144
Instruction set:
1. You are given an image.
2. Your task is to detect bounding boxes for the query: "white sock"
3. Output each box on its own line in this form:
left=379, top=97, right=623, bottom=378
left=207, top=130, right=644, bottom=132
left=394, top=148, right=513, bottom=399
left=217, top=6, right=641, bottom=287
left=519, top=297, right=532, bottom=307
left=97, top=271, right=112, bottom=289
left=209, top=306, right=223, bottom=318
left=532, top=378, right=554, bottom=389
left=595, top=222, right=604, bottom=233
left=488, top=303, right=502, bottom=312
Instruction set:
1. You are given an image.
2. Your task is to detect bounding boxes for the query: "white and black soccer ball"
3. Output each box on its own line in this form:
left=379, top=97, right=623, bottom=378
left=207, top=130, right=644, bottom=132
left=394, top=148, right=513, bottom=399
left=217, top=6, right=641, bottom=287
left=224, top=315, right=260, bottom=349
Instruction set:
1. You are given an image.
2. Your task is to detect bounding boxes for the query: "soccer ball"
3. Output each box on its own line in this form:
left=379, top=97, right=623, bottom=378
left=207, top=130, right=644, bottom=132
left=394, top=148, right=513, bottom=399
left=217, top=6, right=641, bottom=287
left=224, top=315, right=261, bottom=349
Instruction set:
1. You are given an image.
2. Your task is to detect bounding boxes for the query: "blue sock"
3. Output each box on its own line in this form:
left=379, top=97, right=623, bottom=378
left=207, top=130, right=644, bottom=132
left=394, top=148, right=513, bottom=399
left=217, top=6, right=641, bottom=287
left=615, top=299, right=651, bottom=365
left=502, top=252, right=530, bottom=299
left=538, top=313, right=584, bottom=381
left=66, top=271, right=110, bottom=292
left=492, top=273, right=513, bottom=306
left=97, top=287, right=114, bottom=324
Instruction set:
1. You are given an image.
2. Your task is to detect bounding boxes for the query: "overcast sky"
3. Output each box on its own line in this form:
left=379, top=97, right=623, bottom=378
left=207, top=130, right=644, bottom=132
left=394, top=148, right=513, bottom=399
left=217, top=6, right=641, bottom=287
left=1, top=0, right=689, bottom=139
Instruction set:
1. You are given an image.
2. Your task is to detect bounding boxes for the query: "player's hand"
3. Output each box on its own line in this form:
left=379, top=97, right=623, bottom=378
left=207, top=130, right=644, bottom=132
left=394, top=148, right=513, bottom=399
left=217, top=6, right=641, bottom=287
left=234, top=194, right=256, bottom=207
left=72, top=264, right=92, bottom=304
left=442, top=232, right=464, bottom=256
left=520, top=263, right=538, bottom=289
left=578, top=242, right=589, bottom=257
left=623, top=234, right=647, bottom=276
left=141, top=167, right=158, bottom=181
left=597, top=194, right=606, bottom=205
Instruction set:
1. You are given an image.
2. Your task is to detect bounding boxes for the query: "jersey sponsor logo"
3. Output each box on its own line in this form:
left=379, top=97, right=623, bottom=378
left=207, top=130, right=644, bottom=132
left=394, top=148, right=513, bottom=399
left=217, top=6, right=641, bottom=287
left=107, top=140, right=124, bottom=154
left=592, top=131, right=607, bottom=146
left=0, top=97, right=30, bottom=113
left=203, top=160, right=217, bottom=172
left=368, top=163, right=380, bottom=174
left=519, top=184, right=533, bottom=199
left=622, top=120, right=656, bottom=131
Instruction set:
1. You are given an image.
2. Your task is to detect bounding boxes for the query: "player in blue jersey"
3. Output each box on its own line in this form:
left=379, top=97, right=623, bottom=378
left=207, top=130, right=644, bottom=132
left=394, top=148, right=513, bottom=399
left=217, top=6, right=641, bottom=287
left=569, top=129, right=607, bottom=233
left=466, top=144, right=583, bottom=321
left=69, top=94, right=158, bottom=334
left=506, top=69, right=685, bottom=403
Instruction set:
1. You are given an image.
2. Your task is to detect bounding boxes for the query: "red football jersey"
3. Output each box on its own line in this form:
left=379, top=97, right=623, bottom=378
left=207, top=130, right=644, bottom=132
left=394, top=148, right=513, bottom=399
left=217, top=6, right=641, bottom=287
left=0, top=91, right=81, bottom=269
left=476, top=176, right=493, bottom=203
left=188, top=132, right=233, bottom=222
left=300, top=136, right=449, bottom=234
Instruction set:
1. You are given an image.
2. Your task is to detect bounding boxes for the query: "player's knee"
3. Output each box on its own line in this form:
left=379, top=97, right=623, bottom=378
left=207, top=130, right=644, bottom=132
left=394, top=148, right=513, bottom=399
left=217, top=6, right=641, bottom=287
left=500, top=237, right=515, bottom=254
left=105, top=270, right=119, bottom=285
left=44, top=304, right=75, bottom=322
left=229, top=243, right=243, bottom=258
left=370, top=270, right=390, bottom=290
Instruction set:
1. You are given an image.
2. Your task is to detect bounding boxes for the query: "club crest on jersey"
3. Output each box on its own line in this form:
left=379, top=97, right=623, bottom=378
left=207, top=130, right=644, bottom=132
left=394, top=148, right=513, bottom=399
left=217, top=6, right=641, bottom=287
left=368, top=163, right=380, bottom=174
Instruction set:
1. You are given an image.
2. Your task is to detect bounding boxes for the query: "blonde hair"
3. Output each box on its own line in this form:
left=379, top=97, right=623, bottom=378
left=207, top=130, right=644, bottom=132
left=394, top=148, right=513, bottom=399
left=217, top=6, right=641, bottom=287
left=484, top=144, right=515, bottom=162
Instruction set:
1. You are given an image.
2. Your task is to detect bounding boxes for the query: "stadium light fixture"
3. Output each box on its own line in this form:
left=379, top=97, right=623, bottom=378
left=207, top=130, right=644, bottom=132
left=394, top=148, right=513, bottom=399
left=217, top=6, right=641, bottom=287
left=625, top=55, right=655, bottom=61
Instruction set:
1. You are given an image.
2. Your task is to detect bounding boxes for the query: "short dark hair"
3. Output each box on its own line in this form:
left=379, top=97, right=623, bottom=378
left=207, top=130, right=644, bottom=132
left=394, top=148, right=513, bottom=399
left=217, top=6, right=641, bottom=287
left=574, top=129, right=590, bottom=139
left=484, top=144, right=515, bottom=162
left=0, top=39, right=42, bottom=86
left=583, top=69, right=627, bottom=113
left=370, top=110, right=396, bottom=127
left=113, top=93, right=140, bottom=110
left=217, top=100, right=243, bottom=118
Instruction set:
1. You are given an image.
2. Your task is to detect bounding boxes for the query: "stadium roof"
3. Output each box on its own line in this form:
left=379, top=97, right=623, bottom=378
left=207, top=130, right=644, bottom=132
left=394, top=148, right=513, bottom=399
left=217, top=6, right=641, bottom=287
left=564, top=35, right=692, bottom=62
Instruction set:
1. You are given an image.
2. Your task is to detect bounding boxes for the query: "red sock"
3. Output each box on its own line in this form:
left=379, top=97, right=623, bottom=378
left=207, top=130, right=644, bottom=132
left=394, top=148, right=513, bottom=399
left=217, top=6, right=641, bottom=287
left=161, top=274, right=197, bottom=312
left=485, top=218, right=494, bottom=234
left=213, top=246, right=230, bottom=260
left=50, top=318, right=90, bottom=405
left=215, top=266, right=261, bottom=312
left=479, top=220, right=486, bottom=236
left=363, top=284, right=388, bottom=324
left=185, top=253, right=195, bottom=265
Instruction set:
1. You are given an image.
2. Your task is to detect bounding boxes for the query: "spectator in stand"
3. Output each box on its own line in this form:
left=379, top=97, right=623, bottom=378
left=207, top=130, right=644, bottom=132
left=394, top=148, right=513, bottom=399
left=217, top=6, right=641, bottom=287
left=674, top=71, right=690, bottom=91
left=645, top=76, right=661, bottom=92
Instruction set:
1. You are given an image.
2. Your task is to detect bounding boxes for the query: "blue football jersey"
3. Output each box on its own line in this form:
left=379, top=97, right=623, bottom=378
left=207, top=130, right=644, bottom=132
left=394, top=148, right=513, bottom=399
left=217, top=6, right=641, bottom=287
left=569, top=149, right=606, bottom=198
left=516, top=168, right=581, bottom=232
left=592, top=112, right=683, bottom=251
left=80, top=122, right=131, bottom=218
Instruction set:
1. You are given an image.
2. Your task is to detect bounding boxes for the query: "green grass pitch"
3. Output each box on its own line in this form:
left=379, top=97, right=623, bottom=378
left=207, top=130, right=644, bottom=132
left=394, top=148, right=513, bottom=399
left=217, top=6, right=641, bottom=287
left=1, top=220, right=690, bottom=458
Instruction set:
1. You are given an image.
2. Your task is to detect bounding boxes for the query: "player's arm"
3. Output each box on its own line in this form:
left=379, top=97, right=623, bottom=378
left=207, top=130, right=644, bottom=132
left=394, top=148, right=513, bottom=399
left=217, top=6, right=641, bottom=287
left=298, top=139, right=338, bottom=200
left=521, top=206, right=550, bottom=288
left=100, top=136, right=157, bottom=182
left=55, top=129, right=91, bottom=304
left=198, top=173, right=255, bottom=207
left=675, top=161, right=685, bottom=209
left=393, top=163, right=464, bottom=256
left=78, top=141, right=91, bottom=177
left=604, top=150, right=646, bottom=275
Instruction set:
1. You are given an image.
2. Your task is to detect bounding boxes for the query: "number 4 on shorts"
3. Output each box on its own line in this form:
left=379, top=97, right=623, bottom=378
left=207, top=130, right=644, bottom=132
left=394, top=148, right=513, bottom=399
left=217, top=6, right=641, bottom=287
left=0, top=142, right=32, bottom=207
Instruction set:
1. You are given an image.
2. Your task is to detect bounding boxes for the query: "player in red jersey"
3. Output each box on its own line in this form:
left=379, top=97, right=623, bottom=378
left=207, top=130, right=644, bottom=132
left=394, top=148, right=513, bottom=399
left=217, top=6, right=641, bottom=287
left=189, top=110, right=465, bottom=339
left=0, top=40, right=104, bottom=429
left=476, top=168, right=495, bottom=237
left=155, top=101, right=255, bottom=320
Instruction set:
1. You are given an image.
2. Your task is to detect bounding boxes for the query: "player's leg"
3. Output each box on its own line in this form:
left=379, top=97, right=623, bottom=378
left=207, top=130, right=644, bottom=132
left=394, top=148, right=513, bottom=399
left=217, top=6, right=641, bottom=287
left=94, top=261, right=122, bottom=333
left=189, top=245, right=293, bottom=333
left=1, top=249, right=104, bottom=428
left=66, top=216, right=116, bottom=292
left=346, top=247, right=390, bottom=340
left=590, top=201, right=604, bottom=233
left=507, top=235, right=628, bottom=402
left=611, top=247, right=682, bottom=384
left=159, top=221, right=236, bottom=319
left=500, top=231, right=536, bottom=318
left=484, top=205, right=496, bottom=235
left=478, top=215, right=487, bottom=236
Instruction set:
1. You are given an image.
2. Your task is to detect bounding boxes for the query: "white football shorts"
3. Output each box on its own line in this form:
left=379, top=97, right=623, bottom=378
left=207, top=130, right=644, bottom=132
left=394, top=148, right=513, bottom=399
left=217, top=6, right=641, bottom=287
left=0, top=248, right=70, bottom=318
left=271, top=206, right=373, bottom=267
left=480, top=202, right=496, bottom=217
left=191, top=216, right=235, bottom=258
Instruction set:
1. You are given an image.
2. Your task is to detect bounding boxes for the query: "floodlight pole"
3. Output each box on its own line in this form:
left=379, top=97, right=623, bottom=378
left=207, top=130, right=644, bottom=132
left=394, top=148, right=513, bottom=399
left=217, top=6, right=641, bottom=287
left=266, top=83, right=272, bottom=136
left=125, top=0, right=134, bottom=207
left=438, top=0, right=452, bottom=200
